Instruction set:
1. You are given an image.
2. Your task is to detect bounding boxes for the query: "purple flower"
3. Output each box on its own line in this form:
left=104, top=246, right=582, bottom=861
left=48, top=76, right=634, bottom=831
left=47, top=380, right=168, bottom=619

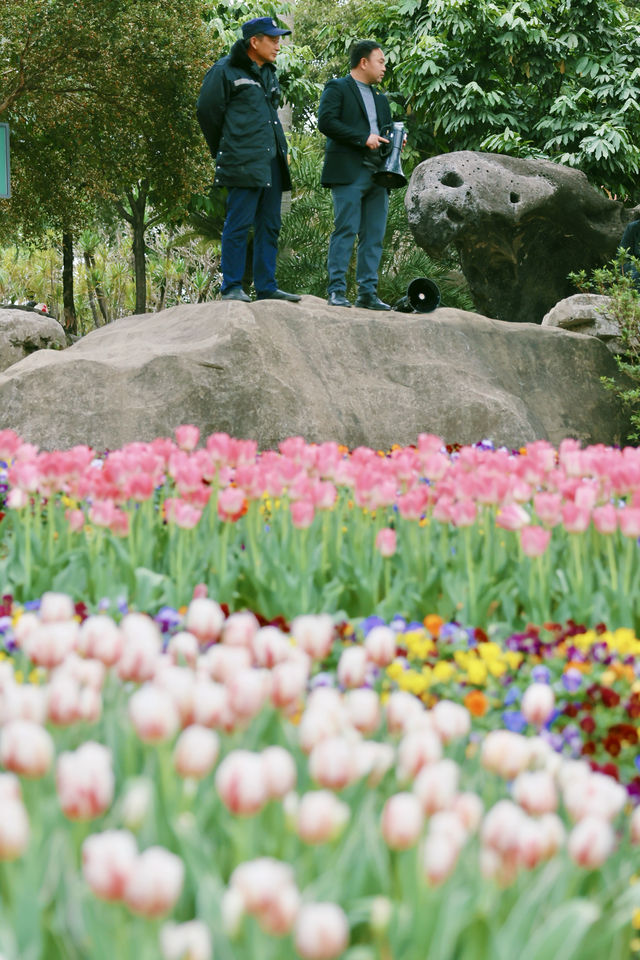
left=504, top=686, right=520, bottom=706
left=502, top=710, right=527, bottom=733
left=361, top=615, right=386, bottom=636
left=562, top=669, right=583, bottom=693
left=155, top=606, right=183, bottom=634
left=310, top=672, right=335, bottom=689
left=531, top=665, right=551, bottom=684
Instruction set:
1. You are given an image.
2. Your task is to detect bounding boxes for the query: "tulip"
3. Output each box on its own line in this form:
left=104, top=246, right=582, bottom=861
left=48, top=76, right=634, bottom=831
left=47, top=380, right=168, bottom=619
left=451, top=792, right=484, bottom=833
left=631, top=806, right=640, bottom=845
left=24, top=620, right=79, bottom=669
left=221, top=887, right=245, bottom=938
left=516, top=817, right=547, bottom=870
left=375, top=527, right=397, bottom=557
left=39, top=591, right=75, bottom=623
left=230, top=857, right=296, bottom=915
left=47, top=673, right=82, bottom=726
left=129, top=685, right=180, bottom=744
left=261, top=746, right=297, bottom=799
left=0, top=681, right=47, bottom=725
left=421, top=832, right=459, bottom=886
left=309, top=736, right=354, bottom=791
left=168, top=632, right=200, bottom=669
left=120, top=778, right=154, bottom=831
left=519, top=524, right=552, bottom=557
left=296, top=790, right=350, bottom=845
left=481, top=800, right=526, bottom=857
left=11, top=611, right=39, bottom=649
left=0, top=719, right=54, bottom=778
left=431, top=700, right=470, bottom=743
left=124, top=846, right=185, bottom=917
left=200, top=645, right=252, bottom=683
left=364, top=625, right=396, bottom=667
left=226, top=668, right=270, bottom=720
left=345, top=688, right=381, bottom=735
left=175, top=424, right=200, bottom=452
left=221, top=610, right=259, bottom=648
left=173, top=726, right=219, bottom=779
left=563, top=771, right=626, bottom=822
left=592, top=503, right=617, bottom=535
left=56, top=742, right=114, bottom=821
left=0, top=800, right=29, bottom=861
left=251, top=626, right=292, bottom=668
left=512, top=770, right=557, bottom=816
left=270, top=660, right=309, bottom=712
left=618, top=507, right=640, bottom=538
left=396, top=729, right=443, bottom=782
left=413, top=759, right=459, bottom=815
left=521, top=683, right=555, bottom=727
left=154, top=663, right=197, bottom=727
left=216, top=750, right=268, bottom=816
left=193, top=679, right=235, bottom=731
left=117, top=614, right=162, bottom=683
left=258, top=883, right=301, bottom=936
left=82, top=830, right=138, bottom=901
left=337, top=646, right=368, bottom=689
left=539, top=813, right=566, bottom=858
left=291, top=614, right=335, bottom=660
left=495, top=503, right=530, bottom=531
left=294, top=903, right=349, bottom=960
left=561, top=501, right=591, bottom=533
left=78, top=615, right=123, bottom=667
left=381, top=792, right=424, bottom=850
left=385, top=690, right=425, bottom=735
left=481, top=730, right=531, bottom=780
left=160, top=921, right=211, bottom=960
left=567, top=816, right=615, bottom=868
left=184, top=598, right=224, bottom=644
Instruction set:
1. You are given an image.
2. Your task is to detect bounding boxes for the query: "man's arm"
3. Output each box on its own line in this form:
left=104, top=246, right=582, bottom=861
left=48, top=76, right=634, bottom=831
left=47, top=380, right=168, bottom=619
left=196, top=65, right=230, bottom=160
left=317, top=79, right=370, bottom=149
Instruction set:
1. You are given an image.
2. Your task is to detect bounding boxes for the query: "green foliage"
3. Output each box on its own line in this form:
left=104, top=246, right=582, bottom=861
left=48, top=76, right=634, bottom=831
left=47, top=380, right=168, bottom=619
left=277, top=136, right=473, bottom=308
left=570, top=250, right=640, bottom=443
left=312, top=0, right=640, bottom=197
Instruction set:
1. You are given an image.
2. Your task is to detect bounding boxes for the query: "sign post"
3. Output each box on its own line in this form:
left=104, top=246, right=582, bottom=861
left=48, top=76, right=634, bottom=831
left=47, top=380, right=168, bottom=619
left=0, top=124, right=11, bottom=199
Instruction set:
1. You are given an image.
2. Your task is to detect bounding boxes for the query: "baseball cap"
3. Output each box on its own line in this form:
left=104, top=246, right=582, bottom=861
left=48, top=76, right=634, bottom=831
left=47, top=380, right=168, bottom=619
left=242, top=17, right=291, bottom=39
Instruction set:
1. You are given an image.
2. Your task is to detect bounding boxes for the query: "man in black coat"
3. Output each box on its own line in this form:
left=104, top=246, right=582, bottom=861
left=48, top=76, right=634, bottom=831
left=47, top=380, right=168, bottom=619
left=318, top=40, right=392, bottom=309
left=196, top=18, right=300, bottom=302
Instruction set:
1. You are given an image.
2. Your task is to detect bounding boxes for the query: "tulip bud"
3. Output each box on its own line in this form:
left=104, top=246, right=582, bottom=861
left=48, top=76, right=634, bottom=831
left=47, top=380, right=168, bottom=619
left=521, top=682, right=555, bottom=727
left=82, top=829, right=138, bottom=901
left=0, top=719, right=54, bottom=778
left=117, top=614, right=162, bottom=682
left=184, top=598, right=224, bottom=644
left=291, top=614, right=335, bottom=661
left=337, top=646, right=368, bottom=689
left=421, top=832, right=459, bottom=886
left=296, top=790, right=350, bottom=845
left=261, top=746, right=297, bottom=800
left=124, top=846, right=185, bottom=917
left=168, top=632, right=199, bottom=669
left=512, top=770, right=557, bottom=816
left=251, top=626, right=291, bottom=668
left=0, top=800, right=29, bottom=860
left=294, top=902, right=349, bottom=960
left=567, top=816, right=615, bottom=868
left=120, top=778, right=153, bottom=831
left=381, top=793, right=424, bottom=850
left=396, top=729, right=443, bottom=782
left=216, top=750, right=268, bottom=816
left=431, top=700, right=470, bottom=743
left=39, top=591, right=75, bottom=623
left=364, top=625, right=396, bottom=667
left=385, top=690, right=426, bottom=735
left=631, top=806, right=640, bottom=845
left=160, top=920, right=212, bottom=960
left=309, top=736, right=354, bottom=791
left=345, top=688, right=381, bottom=735
left=57, top=742, right=114, bottom=821
left=413, top=757, right=459, bottom=815
left=173, top=726, right=219, bottom=780
left=78, top=615, right=123, bottom=666
left=129, top=685, right=180, bottom=744
left=221, top=610, right=259, bottom=648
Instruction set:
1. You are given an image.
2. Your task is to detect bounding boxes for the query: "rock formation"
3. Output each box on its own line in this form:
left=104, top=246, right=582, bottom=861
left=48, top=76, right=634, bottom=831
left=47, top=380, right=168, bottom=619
left=541, top=294, right=627, bottom=354
left=405, top=151, right=640, bottom=325
left=0, top=308, right=67, bottom=373
left=0, top=297, right=628, bottom=451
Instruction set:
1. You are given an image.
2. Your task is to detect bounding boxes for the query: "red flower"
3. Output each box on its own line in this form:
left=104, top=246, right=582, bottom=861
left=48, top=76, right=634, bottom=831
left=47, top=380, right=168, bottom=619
left=601, top=687, right=621, bottom=708
left=580, top=716, right=596, bottom=734
left=581, top=741, right=597, bottom=756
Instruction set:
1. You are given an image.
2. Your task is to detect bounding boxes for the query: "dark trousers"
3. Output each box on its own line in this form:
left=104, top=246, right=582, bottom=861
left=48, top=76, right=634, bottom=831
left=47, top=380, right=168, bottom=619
left=220, top=156, right=283, bottom=295
left=327, top=166, right=389, bottom=296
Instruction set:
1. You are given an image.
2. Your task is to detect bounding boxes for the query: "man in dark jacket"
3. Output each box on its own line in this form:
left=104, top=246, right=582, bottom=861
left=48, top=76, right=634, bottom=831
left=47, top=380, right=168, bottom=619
left=318, top=40, right=392, bottom=309
left=197, top=18, right=300, bottom=302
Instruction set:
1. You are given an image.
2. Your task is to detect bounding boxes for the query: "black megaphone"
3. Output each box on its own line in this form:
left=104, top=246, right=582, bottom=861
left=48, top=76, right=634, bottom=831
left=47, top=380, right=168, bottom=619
left=372, top=122, right=408, bottom=189
left=393, top=277, right=441, bottom=313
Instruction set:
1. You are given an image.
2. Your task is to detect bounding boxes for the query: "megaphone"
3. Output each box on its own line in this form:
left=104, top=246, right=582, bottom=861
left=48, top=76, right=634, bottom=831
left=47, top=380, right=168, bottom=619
left=393, top=277, right=441, bottom=313
left=372, top=122, right=408, bottom=189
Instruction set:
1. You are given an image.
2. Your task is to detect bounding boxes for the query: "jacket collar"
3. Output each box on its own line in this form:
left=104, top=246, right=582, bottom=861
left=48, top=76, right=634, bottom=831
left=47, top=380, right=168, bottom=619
left=229, top=37, right=276, bottom=77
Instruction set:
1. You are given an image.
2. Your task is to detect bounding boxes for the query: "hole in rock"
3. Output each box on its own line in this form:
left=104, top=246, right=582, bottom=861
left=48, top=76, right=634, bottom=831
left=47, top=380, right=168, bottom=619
left=510, top=192, right=520, bottom=203
left=440, top=171, right=464, bottom=187
left=446, top=207, right=464, bottom=223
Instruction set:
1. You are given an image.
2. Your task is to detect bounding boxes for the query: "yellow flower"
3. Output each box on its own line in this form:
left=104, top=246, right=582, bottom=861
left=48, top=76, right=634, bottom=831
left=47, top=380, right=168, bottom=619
left=432, top=661, right=455, bottom=683
left=466, top=660, right=488, bottom=685
left=386, top=662, right=405, bottom=682
left=505, top=651, right=523, bottom=671
left=397, top=670, right=430, bottom=695
left=487, top=659, right=507, bottom=678
left=478, top=642, right=502, bottom=662
left=14, top=670, right=23, bottom=684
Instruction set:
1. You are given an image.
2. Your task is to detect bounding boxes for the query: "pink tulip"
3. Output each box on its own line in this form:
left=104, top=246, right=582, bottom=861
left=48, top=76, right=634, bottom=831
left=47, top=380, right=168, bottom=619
left=521, top=682, right=555, bottom=727
left=82, top=830, right=138, bottom=901
left=216, top=750, right=268, bottom=816
left=78, top=615, right=123, bottom=667
left=217, top=486, right=247, bottom=522
left=381, top=792, right=424, bottom=850
left=481, top=730, right=531, bottom=780
left=364, top=625, right=396, bottom=667
left=167, top=631, right=200, bottom=668
left=251, top=626, right=292, bottom=668
left=481, top=800, right=526, bottom=857
left=291, top=499, right=315, bottom=528
left=431, top=700, right=471, bottom=743
left=128, top=685, right=179, bottom=743
left=47, top=673, right=83, bottom=726
left=0, top=798, right=29, bottom=861
left=193, top=680, right=234, bottom=731
left=450, top=499, right=477, bottom=527
left=396, top=729, right=443, bottom=782
left=124, top=846, right=185, bottom=917
left=200, top=644, right=252, bottom=683
left=618, top=507, right=640, bottom=538
left=117, top=613, right=162, bottom=682
left=226, top=668, right=270, bottom=720
left=270, top=660, right=309, bottom=711
left=56, top=742, right=114, bottom=821
left=592, top=503, right=617, bottom=535
left=261, top=746, right=297, bottom=799
left=24, top=620, right=79, bottom=669
left=533, top=492, right=562, bottom=527
left=375, top=527, right=397, bottom=557
left=164, top=498, right=203, bottom=529
left=173, top=726, right=220, bottom=779
left=6, top=488, right=28, bottom=509
left=294, top=903, right=349, bottom=960
left=413, top=759, right=459, bottom=815
left=337, top=645, right=368, bottom=689
left=160, top=921, right=212, bottom=960
left=561, top=501, right=591, bottom=533
left=296, top=790, right=350, bottom=845
left=291, top=614, right=335, bottom=660
left=65, top=507, right=85, bottom=532
left=519, top=524, right=552, bottom=557
left=175, top=424, right=200, bottom=452
left=184, top=598, right=224, bottom=645
left=0, top=719, right=54, bottom=778
left=567, top=816, right=615, bottom=868
left=495, top=504, right=530, bottom=531
left=309, top=736, right=354, bottom=791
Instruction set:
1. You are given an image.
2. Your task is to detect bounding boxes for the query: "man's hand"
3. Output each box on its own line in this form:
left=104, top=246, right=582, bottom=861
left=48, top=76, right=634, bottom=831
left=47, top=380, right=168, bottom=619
left=365, top=133, right=389, bottom=150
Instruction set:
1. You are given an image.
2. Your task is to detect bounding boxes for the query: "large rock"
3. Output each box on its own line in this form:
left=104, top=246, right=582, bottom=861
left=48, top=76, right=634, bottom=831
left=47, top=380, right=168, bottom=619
left=405, top=151, right=640, bottom=325
left=0, top=297, right=629, bottom=450
left=0, top=308, right=67, bottom=372
left=541, top=294, right=627, bottom=354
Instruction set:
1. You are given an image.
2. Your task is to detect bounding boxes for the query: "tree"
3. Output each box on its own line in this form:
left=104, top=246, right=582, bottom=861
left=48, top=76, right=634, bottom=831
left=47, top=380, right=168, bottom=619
left=311, top=0, right=640, bottom=197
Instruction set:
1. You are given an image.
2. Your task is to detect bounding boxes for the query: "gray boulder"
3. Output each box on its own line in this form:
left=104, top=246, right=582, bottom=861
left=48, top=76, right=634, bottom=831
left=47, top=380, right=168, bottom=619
left=0, top=308, right=67, bottom=372
left=405, top=151, right=640, bottom=325
left=0, top=297, right=629, bottom=450
left=541, top=294, right=630, bottom=354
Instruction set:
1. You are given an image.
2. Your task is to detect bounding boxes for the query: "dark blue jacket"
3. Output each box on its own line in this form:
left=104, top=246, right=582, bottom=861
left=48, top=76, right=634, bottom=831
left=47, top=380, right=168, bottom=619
left=317, top=75, right=392, bottom=186
left=196, top=39, right=291, bottom=190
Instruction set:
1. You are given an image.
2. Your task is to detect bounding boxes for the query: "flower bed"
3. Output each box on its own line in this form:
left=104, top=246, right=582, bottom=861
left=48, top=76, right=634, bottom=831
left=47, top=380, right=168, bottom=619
left=0, top=591, right=640, bottom=959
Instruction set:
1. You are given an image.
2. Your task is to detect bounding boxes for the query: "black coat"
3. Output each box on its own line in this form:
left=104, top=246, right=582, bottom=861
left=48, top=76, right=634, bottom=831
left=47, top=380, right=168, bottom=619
left=317, top=75, right=392, bottom=186
left=196, top=39, right=291, bottom=190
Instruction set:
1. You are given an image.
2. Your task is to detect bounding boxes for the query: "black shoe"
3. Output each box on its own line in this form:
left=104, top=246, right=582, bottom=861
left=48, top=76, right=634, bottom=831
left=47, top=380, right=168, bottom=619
left=355, top=293, right=391, bottom=311
left=221, top=287, right=251, bottom=302
left=327, top=291, right=352, bottom=307
left=256, top=288, right=301, bottom=302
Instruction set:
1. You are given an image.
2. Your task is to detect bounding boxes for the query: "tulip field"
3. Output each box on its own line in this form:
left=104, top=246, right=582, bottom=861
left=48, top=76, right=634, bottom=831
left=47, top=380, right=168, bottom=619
left=1, top=428, right=640, bottom=960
